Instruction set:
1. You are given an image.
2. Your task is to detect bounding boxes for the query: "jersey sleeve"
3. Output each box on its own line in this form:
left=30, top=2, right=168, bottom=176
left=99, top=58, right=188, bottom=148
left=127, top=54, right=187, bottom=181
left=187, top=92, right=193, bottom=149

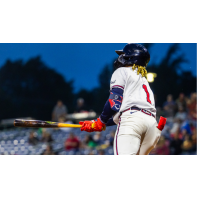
left=110, top=68, right=127, bottom=90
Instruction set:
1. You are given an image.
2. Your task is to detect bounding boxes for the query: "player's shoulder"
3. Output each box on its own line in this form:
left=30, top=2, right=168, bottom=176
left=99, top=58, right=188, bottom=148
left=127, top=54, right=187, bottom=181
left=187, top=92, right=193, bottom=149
left=143, top=76, right=150, bottom=85
left=112, top=67, right=129, bottom=77
left=114, top=67, right=130, bottom=72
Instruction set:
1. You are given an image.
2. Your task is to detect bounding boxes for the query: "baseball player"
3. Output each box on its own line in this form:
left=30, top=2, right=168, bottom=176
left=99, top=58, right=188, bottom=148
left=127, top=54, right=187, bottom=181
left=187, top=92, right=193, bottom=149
left=79, top=43, right=167, bottom=155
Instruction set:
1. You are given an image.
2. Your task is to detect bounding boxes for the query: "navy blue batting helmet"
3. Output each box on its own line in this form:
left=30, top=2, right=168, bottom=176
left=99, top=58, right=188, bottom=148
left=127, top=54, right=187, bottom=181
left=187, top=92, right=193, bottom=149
left=114, top=43, right=150, bottom=68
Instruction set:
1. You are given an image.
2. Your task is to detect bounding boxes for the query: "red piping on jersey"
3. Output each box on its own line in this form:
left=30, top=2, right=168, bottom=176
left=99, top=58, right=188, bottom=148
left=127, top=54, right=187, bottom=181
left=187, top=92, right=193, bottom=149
left=141, top=109, right=151, bottom=116
left=112, top=85, right=124, bottom=90
left=116, top=117, right=121, bottom=155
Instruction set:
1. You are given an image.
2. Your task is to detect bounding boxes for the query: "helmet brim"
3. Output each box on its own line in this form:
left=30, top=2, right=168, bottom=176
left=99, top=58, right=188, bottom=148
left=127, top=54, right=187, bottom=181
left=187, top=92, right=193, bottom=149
left=115, top=50, right=124, bottom=55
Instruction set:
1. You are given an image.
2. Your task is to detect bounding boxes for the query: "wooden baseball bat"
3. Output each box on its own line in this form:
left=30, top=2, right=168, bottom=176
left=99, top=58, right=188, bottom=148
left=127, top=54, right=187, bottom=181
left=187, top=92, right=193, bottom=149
left=14, top=119, right=82, bottom=128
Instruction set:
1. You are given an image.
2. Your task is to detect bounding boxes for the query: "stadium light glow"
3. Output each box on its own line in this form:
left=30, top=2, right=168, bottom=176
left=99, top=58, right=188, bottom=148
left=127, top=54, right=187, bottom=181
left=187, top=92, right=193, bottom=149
left=147, top=73, right=157, bottom=83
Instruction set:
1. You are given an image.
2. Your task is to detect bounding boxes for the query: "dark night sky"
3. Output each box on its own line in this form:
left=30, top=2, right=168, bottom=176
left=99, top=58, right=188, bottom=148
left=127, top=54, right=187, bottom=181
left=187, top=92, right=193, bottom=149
left=0, top=43, right=197, bottom=92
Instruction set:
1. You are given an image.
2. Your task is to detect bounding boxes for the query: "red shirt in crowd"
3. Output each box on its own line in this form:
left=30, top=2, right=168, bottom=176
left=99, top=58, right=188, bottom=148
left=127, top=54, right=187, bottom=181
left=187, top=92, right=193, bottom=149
left=65, top=136, right=80, bottom=150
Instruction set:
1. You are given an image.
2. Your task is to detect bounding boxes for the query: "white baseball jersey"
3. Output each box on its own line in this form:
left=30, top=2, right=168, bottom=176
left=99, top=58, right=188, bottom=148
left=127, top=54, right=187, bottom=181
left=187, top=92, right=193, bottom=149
left=110, top=67, right=156, bottom=116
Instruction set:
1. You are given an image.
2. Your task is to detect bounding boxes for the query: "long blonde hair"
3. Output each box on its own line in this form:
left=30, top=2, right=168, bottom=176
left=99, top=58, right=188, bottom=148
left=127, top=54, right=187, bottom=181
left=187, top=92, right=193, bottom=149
left=132, top=64, right=147, bottom=78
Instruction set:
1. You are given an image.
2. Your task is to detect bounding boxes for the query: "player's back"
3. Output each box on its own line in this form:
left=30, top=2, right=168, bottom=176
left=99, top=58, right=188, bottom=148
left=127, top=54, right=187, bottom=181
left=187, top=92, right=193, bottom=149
left=110, top=67, right=156, bottom=116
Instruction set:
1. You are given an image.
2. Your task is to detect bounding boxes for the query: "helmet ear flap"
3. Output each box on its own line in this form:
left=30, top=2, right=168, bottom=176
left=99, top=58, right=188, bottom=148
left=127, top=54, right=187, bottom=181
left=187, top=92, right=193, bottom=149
left=118, top=55, right=125, bottom=65
left=118, top=54, right=137, bottom=67
left=114, top=57, right=125, bottom=69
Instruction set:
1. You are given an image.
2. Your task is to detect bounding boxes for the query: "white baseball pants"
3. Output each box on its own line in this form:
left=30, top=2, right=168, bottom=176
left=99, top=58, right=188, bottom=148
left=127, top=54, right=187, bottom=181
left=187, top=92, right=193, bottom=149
left=113, top=110, right=161, bottom=155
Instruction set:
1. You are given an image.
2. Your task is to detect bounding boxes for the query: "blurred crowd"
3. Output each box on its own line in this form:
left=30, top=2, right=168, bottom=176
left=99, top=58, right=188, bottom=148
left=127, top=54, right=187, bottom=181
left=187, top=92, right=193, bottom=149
left=151, top=92, right=197, bottom=155
left=26, top=125, right=115, bottom=155
left=0, top=93, right=197, bottom=155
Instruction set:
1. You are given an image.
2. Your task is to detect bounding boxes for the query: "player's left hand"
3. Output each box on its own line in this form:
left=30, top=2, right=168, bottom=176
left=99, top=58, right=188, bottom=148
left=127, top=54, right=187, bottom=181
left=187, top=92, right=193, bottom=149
left=79, top=118, right=106, bottom=132
left=79, top=121, right=93, bottom=132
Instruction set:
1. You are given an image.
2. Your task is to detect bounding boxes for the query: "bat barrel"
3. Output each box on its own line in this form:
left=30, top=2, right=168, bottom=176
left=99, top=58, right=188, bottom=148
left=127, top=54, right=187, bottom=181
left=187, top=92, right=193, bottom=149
left=14, top=119, right=82, bottom=128
left=14, top=119, right=59, bottom=128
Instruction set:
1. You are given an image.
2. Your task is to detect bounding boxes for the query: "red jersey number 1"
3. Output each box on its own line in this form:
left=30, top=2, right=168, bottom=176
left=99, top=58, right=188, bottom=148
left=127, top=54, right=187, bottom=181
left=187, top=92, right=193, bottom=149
left=142, top=84, right=152, bottom=104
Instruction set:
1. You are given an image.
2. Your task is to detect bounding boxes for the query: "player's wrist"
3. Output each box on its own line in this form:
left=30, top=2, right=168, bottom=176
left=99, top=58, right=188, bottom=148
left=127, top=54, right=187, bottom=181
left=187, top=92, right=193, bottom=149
left=91, top=118, right=106, bottom=131
left=98, top=116, right=106, bottom=125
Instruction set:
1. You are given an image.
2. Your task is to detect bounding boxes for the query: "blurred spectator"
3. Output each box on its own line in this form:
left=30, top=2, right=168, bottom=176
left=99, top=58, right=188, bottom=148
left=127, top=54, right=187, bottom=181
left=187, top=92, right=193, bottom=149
left=170, top=118, right=181, bottom=135
left=52, top=100, right=68, bottom=121
left=93, top=132, right=103, bottom=146
left=65, top=133, right=80, bottom=151
left=182, top=134, right=193, bottom=154
left=74, top=98, right=88, bottom=113
left=163, top=94, right=176, bottom=118
left=176, top=93, right=187, bottom=112
left=174, top=105, right=187, bottom=121
left=153, top=136, right=170, bottom=155
left=82, top=134, right=97, bottom=149
left=108, top=131, right=115, bottom=147
left=42, top=145, right=55, bottom=155
left=58, top=116, right=73, bottom=132
left=181, top=121, right=191, bottom=135
left=41, top=131, right=53, bottom=143
left=191, top=128, right=197, bottom=152
left=181, top=129, right=188, bottom=141
left=187, top=92, right=197, bottom=120
left=88, top=150, right=95, bottom=155
left=170, top=132, right=183, bottom=155
left=98, top=149, right=105, bottom=155
left=28, top=131, right=39, bottom=146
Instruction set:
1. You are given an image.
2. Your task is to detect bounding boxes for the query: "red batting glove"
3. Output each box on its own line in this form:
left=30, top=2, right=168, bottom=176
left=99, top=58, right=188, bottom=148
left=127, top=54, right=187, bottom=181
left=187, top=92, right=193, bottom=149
left=79, top=118, right=106, bottom=132
left=91, top=118, right=106, bottom=132
left=157, top=116, right=167, bottom=131
left=79, top=121, right=93, bottom=132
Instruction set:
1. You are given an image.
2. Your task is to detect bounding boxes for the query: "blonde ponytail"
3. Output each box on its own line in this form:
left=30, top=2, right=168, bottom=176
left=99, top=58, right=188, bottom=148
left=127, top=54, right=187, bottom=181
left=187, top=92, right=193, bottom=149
left=132, top=64, right=147, bottom=78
